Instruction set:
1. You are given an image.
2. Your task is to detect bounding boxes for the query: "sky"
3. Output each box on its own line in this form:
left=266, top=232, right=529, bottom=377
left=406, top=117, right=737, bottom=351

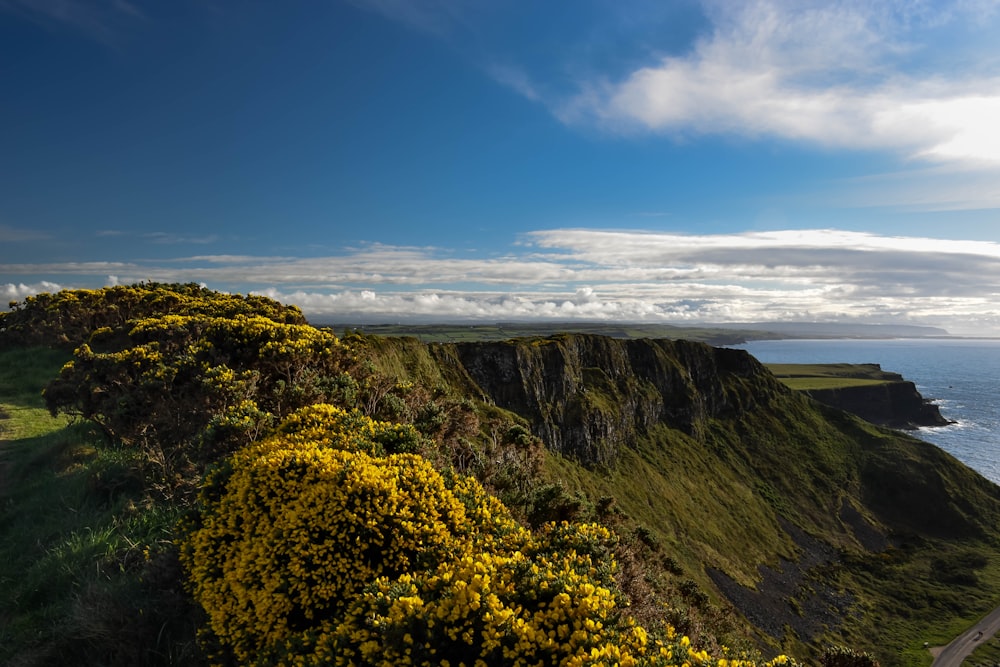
left=5, top=1, right=1000, bottom=335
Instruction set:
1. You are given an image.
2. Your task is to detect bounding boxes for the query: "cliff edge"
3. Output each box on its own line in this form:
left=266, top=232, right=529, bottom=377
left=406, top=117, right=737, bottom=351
left=767, top=363, right=952, bottom=429
left=356, top=333, right=1000, bottom=662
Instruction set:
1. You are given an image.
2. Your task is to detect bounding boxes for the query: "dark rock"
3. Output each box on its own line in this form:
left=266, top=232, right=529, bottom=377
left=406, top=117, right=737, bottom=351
left=448, top=335, right=786, bottom=466
left=804, top=381, right=952, bottom=430
left=706, top=519, right=854, bottom=642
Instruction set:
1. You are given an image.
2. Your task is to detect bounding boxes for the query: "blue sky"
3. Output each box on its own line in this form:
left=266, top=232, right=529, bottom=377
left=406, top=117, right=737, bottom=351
left=5, top=1, right=1000, bottom=334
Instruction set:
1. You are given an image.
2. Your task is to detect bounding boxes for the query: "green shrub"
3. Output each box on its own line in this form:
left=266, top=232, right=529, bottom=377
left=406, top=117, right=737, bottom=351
left=44, top=315, right=353, bottom=471
left=821, top=645, right=880, bottom=667
left=0, top=282, right=305, bottom=349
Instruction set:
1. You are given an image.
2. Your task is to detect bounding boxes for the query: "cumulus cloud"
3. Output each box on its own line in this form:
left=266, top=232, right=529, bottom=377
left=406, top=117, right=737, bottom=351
left=557, top=0, right=1000, bottom=167
left=7, top=228, right=1000, bottom=333
left=1, top=281, right=65, bottom=306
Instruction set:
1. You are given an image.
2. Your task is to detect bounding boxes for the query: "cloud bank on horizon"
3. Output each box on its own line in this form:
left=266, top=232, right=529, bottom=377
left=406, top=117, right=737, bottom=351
left=5, top=0, right=1000, bottom=335
left=6, top=228, right=1000, bottom=335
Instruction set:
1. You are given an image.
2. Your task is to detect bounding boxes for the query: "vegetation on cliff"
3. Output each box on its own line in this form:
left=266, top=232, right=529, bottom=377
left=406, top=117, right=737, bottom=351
left=767, top=364, right=952, bottom=429
left=2, top=284, right=999, bottom=666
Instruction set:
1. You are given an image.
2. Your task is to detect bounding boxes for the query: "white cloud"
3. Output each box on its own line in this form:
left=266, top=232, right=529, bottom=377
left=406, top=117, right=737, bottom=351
left=900, top=96, right=1000, bottom=163
left=487, top=63, right=542, bottom=102
left=144, top=232, right=220, bottom=245
left=811, top=163, right=1000, bottom=211
left=345, top=0, right=471, bottom=36
left=1, top=281, right=65, bottom=306
left=560, top=0, right=1000, bottom=167
left=7, top=228, right=1000, bottom=333
left=0, top=224, right=50, bottom=242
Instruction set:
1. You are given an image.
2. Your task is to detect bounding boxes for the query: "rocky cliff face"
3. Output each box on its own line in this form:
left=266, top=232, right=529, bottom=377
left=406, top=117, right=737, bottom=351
left=447, top=334, right=784, bottom=466
left=395, top=332, right=1000, bottom=660
left=804, top=382, right=952, bottom=429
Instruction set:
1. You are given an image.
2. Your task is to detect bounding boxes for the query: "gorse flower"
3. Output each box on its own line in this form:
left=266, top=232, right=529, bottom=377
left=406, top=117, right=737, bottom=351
left=4, top=284, right=811, bottom=667
left=180, top=405, right=798, bottom=667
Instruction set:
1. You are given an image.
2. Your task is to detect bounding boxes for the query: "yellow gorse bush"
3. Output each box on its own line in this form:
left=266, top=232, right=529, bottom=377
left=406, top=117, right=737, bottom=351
left=329, top=543, right=634, bottom=666
left=181, top=408, right=468, bottom=663
left=45, top=312, right=355, bottom=461
left=1, top=282, right=306, bottom=349
left=180, top=405, right=797, bottom=667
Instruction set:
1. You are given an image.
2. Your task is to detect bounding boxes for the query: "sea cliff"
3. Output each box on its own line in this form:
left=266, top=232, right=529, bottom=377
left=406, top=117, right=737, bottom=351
left=380, top=333, right=1000, bottom=662
left=445, top=335, right=774, bottom=466
left=803, top=381, right=951, bottom=429
left=766, top=363, right=952, bottom=429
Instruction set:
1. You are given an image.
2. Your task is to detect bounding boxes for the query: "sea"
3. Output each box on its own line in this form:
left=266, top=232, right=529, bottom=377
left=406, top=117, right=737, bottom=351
left=732, top=338, right=1000, bottom=486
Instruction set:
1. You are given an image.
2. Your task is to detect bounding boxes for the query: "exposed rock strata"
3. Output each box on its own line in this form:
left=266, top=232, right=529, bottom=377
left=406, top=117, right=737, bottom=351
left=448, top=335, right=779, bottom=466
left=408, top=333, right=1000, bottom=654
left=803, top=381, right=952, bottom=430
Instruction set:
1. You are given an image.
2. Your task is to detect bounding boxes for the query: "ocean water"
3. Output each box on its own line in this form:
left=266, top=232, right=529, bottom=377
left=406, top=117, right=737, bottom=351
left=734, top=338, right=1000, bottom=486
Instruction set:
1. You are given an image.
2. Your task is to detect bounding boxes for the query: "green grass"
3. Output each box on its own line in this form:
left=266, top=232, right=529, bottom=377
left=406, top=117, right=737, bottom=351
left=357, top=335, right=1000, bottom=667
left=4, top=333, right=998, bottom=666
left=533, top=381, right=1000, bottom=667
left=766, top=363, right=903, bottom=390
left=0, top=347, right=200, bottom=666
left=355, top=334, right=1000, bottom=666
left=777, top=377, right=888, bottom=390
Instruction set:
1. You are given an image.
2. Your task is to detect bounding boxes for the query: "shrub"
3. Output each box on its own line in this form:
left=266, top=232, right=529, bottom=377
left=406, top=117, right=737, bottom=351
left=821, top=646, right=880, bottom=667
left=0, top=282, right=305, bottom=350
left=44, top=315, right=352, bottom=468
left=329, top=524, right=637, bottom=667
left=179, top=406, right=797, bottom=667
left=179, top=407, right=497, bottom=664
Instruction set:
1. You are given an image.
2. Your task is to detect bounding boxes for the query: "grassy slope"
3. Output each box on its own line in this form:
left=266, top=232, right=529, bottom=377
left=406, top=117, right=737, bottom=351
left=361, top=336, right=1000, bottom=666
left=6, top=332, right=1000, bottom=666
left=0, top=348, right=199, bottom=666
left=547, top=399, right=1000, bottom=664
left=766, top=363, right=902, bottom=390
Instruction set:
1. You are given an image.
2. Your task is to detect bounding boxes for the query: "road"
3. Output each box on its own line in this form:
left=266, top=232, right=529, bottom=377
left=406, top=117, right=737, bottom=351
left=931, top=605, right=1000, bottom=667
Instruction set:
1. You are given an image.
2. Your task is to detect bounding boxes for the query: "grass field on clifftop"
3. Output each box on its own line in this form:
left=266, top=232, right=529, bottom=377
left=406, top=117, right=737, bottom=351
left=766, top=363, right=902, bottom=390
left=0, top=348, right=197, bottom=665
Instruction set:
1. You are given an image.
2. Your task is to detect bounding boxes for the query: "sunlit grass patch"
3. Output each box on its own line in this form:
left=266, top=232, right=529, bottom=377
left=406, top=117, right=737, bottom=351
left=0, top=347, right=199, bottom=665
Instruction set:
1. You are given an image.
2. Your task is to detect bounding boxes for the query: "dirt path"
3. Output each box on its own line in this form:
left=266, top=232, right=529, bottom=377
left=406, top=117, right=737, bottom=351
left=931, top=605, right=1000, bottom=667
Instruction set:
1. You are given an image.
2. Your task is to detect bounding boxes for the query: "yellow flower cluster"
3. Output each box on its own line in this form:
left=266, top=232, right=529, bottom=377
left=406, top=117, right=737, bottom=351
left=275, top=404, right=422, bottom=455
left=128, top=313, right=344, bottom=366
left=3, top=282, right=306, bottom=348
left=180, top=405, right=799, bottom=667
left=330, top=541, right=635, bottom=666
left=48, top=310, right=355, bottom=455
left=180, top=407, right=482, bottom=664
